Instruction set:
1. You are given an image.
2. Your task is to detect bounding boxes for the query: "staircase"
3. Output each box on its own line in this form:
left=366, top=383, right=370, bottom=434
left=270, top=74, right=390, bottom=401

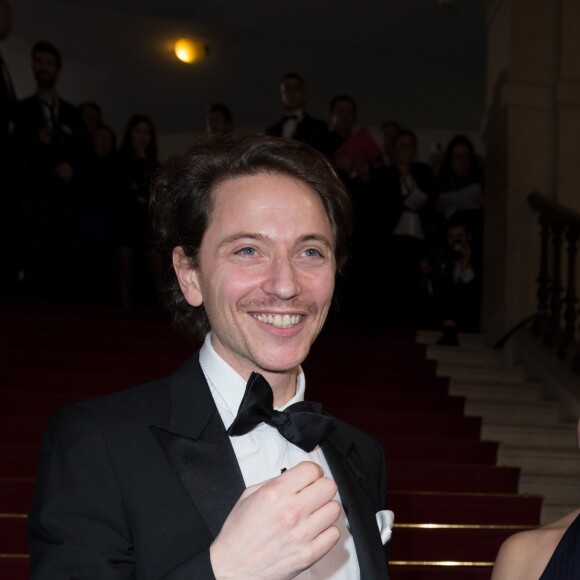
left=308, top=327, right=542, bottom=579
left=1, top=299, right=563, bottom=579
left=418, top=330, right=580, bottom=527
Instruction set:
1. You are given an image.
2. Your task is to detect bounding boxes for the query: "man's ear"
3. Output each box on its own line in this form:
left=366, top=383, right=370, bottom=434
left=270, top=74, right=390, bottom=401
left=172, top=247, right=203, bottom=307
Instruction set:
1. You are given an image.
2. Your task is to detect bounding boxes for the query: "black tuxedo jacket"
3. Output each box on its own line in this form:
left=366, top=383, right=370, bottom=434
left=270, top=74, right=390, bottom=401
left=373, top=161, right=436, bottom=238
left=266, top=113, right=329, bottom=153
left=28, top=353, right=389, bottom=579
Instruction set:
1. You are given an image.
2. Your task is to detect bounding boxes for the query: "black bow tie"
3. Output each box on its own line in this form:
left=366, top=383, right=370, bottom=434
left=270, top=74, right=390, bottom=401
left=227, top=372, right=333, bottom=452
left=283, top=114, right=299, bottom=121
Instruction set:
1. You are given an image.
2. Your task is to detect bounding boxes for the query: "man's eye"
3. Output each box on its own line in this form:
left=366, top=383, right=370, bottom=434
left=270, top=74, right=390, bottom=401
left=304, top=248, right=323, bottom=258
left=236, top=247, right=257, bottom=256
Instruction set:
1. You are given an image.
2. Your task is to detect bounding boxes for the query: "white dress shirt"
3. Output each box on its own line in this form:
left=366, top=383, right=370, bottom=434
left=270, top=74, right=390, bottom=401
left=282, top=109, right=303, bottom=139
left=199, top=333, right=360, bottom=579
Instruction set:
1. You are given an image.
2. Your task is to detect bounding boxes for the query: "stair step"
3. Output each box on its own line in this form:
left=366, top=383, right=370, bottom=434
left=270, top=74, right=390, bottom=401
left=389, top=463, right=520, bottom=494
left=518, top=472, right=580, bottom=504
left=381, top=437, right=499, bottom=465
left=0, top=446, right=37, bottom=478
left=416, top=330, right=489, bottom=348
left=0, top=326, right=192, bottom=357
left=0, top=478, right=34, bottom=513
left=0, top=558, right=28, bottom=580
left=0, top=345, right=184, bottom=377
left=0, top=391, right=86, bottom=420
left=312, top=391, right=466, bottom=416
left=389, top=564, right=493, bottom=580
left=339, top=411, right=482, bottom=440
left=498, top=447, right=580, bottom=474
left=542, top=502, right=580, bottom=525
left=436, top=363, right=526, bottom=382
left=0, top=367, right=154, bottom=396
left=0, top=514, right=28, bottom=552
left=449, top=379, right=543, bottom=402
left=1, top=418, right=53, bottom=447
left=481, top=423, right=578, bottom=449
left=306, top=366, right=451, bottom=393
left=390, top=491, right=542, bottom=525
left=426, top=345, right=504, bottom=366
left=390, top=525, right=528, bottom=561
left=464, top=400, right=560, bottom=426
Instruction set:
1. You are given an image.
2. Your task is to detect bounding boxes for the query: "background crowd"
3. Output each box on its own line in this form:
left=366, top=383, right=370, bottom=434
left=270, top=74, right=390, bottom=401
left=0, top=38, right=485, bottom=342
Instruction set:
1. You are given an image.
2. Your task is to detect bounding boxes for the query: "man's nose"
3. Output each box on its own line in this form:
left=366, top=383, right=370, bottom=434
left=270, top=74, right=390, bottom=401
left=261, top=256, right=300, bottom=299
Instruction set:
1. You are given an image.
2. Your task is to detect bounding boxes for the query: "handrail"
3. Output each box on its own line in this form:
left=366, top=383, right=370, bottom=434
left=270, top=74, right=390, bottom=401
left=492, top=313, right=537, bottom=350
left=528, top=191, right=580, bottom=228
left=527, top=192, right=580, bottom=375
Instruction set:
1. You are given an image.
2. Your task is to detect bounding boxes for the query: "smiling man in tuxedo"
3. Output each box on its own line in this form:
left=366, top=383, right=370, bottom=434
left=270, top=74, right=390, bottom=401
left=28, top=134, right=392, bottom=579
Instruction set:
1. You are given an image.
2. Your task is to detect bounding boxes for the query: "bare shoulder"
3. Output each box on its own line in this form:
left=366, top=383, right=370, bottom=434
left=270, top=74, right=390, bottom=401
left=491, top=527, right=546, bottom=580
left=491, top=509, right=580, bottom=580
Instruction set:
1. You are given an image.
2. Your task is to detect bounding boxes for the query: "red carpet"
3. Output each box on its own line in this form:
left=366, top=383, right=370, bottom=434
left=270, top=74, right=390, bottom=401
left=0, top=299, right=541, bottom=579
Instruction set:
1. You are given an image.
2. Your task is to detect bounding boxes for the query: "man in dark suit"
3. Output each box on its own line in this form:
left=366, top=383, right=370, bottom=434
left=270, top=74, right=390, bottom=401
left=0, top=0, right=14, bottom=157
left=28, top=135, right=392, bottom=579
left=0, top=0, right=21, bottom=296
left=14, top=40, right=83, bottom=301
left=372, top=129, right=437, bottom=327
left=265, top=73, right=329, bottom=154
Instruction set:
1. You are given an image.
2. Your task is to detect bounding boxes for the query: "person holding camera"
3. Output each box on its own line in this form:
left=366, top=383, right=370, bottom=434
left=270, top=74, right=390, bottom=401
left=418, top=211, right=482, bottom=345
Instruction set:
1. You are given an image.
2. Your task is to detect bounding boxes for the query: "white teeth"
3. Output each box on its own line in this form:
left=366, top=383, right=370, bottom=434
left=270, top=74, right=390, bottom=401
left=254, top=314, right=301, bottom=328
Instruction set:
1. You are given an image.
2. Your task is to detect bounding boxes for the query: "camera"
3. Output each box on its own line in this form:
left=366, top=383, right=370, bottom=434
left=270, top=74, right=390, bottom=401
left=425, top=245, right=462, bottom=279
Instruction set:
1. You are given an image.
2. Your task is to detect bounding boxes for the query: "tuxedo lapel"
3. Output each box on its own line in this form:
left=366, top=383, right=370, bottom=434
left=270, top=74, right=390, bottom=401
left=150, top=354, right=246, bottom=538
left=322, top=429, right=389, bottom=579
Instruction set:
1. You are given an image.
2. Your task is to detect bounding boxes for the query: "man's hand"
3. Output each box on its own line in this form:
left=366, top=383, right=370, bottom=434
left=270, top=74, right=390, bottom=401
left=453, top=241, right=472, bottom=272
left=210, top=461, right=341, bottom=580
left=39, top=126, right=53, bottom=145
left=419, top=259, right=432, bottom=274
left=54, top=162, right=74, bottom=183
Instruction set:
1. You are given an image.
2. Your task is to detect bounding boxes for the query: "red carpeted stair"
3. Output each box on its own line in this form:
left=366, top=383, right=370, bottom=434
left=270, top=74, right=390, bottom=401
left=0, top=299, right=542, bottom=579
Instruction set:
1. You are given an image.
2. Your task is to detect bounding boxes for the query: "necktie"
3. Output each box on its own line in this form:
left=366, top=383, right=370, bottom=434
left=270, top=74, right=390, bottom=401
left=227, top=372, right=333, bottom=452
left=43, top=100, right=57, bottom=130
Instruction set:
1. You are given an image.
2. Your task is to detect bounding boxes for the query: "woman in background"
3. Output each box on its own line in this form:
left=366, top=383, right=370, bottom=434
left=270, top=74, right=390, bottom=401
left=111, top=114, right=162, bottom=309
left=435, top=134, right=485, bottom=262
left=78, top=123, right=118, bottom=304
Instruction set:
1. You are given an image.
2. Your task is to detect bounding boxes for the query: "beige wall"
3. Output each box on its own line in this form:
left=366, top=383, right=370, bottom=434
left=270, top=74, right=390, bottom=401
left=557, top=0, right=580, bottom=210
left=481, top=0, right=580, bottom=342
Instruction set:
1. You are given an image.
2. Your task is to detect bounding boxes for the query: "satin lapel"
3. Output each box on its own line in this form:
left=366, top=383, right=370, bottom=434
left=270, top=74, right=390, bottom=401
left=150, top=353, right=246, bottom=538
left=322, top=432, right=388, bottom=579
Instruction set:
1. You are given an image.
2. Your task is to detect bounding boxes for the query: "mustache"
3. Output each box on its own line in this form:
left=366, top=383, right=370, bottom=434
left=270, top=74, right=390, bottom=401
left=239, top=297, right=317, bottom=315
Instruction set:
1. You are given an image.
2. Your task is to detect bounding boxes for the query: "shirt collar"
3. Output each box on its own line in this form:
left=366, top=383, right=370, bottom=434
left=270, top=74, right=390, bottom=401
left=199, top=332, right=305, bottom=419
left=283, top=109, right=304, bottom=121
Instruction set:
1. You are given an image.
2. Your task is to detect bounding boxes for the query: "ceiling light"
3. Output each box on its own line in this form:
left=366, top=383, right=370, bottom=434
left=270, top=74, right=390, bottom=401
left=174, top=38, right=207, bottom=64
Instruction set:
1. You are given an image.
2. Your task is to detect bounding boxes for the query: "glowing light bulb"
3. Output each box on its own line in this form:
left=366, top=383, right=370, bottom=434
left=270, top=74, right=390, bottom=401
left=174, top=38, right=206, bottom=64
